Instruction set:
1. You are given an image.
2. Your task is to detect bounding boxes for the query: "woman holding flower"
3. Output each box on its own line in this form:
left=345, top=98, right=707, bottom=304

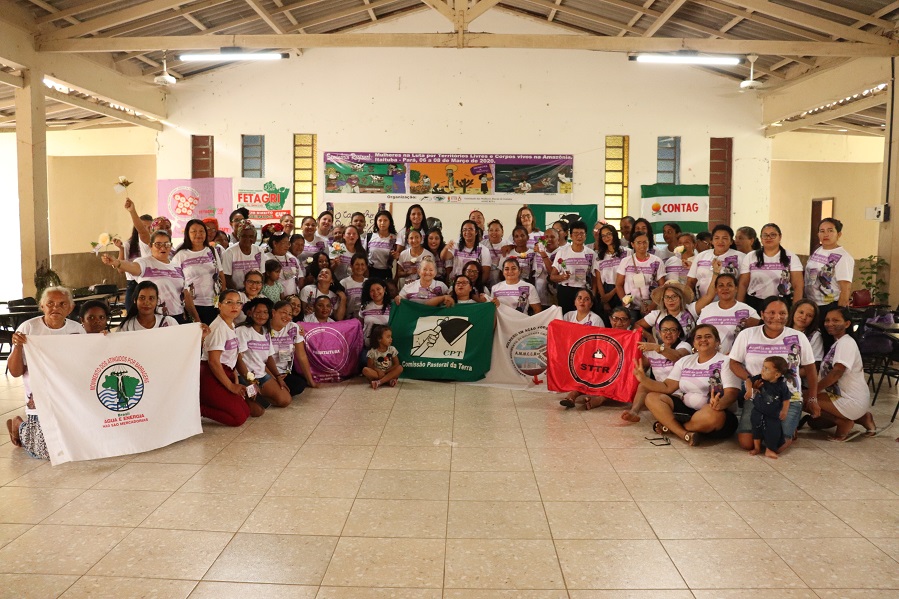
left=503, top=226, right=537, bottom=283
left=102, top=230, right=200, bottom=324
left=664, top=232, right=695, bottom=285
left=264, top=232, right=303, bottom=298
left=396, top=228, right=434, bottom=288
left=330, top=224, right=365, bottom=281
left=615, top=232, right=666, bottom=318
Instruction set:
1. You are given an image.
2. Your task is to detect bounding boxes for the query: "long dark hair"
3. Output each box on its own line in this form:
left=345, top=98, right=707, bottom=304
left=307, top=251, right=332, bottom=280
left=241, top=296, right=274, bottom=330
left=600, top=224, right=624, bottom=257
left=425, top=227, right=446, bottom=255
left=128, top=214, right=152, bottom=259
left=754, top=223, right=790, bottom=268
left=633, top=218, right=656, bottom=250
left=371, top=210, right=397, bottom=236
left=737, top=226, right=761, bottom=251
left=787, top=298, right=820, bottom=337
left=450, top=275, right=475, bottom=302
left=458, top=219, right=483, bottom=249
left=121, top=280, right=160, bottom=329
left=361, top=278, right=393, bottom=313
left=403, top=204, right=427, bottom=232
left=711, top=224, right=737, bottom=251
left=174, top=218, right=209, bottom=256
left=462, top=260, right=486, bottom=293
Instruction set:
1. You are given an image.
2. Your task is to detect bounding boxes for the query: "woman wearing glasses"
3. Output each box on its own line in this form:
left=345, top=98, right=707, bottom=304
left=737, top=223, right=804, bottom=312
left=102, top=230, right=200, bottom=324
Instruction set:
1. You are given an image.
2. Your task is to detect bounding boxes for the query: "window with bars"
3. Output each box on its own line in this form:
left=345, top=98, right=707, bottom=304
left=191, top=135, right=214, bottom=178
left=603, top=135, right=629, bottom=231
left=293, top=133, right=317, bottom=218
left=657, top=136, right=680, bottom=184
left=241, top=134, right=265, bottom=178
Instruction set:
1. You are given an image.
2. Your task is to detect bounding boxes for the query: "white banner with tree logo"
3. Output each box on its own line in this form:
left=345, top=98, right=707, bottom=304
left=24, top=325, right=203, bottom=465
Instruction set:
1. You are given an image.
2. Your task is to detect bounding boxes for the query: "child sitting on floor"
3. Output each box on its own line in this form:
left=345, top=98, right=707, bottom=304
left=746, top=355, right=791, bottom=459
left=363, top=324, right=404, bottom=389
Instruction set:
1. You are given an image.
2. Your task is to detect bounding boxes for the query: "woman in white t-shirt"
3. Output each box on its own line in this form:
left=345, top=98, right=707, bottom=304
left=172, top=218, right=223, bottom=325
left=489, top=258, right=541, bottom=314
left=813, top=307, right=878, bottom=440
left=442, top=219, right=491, bottom=282
left=805, top=218, right=854, bottom=349
left=787, top=299, right=824, bottom=363
left=222, top=221, right=264, bottom=291
left=481, top=219, right=507, bottom=288
left=367, top=210, right=398, bottom=281
left=621, top=315, right=691, bottom=423
left=728, top=297, right=818, bottom=453
left=664, top=232, right=695, bottom=285
left=636, top=281, right=696, bottom=344
left=395, top=228, right=434, bottom=288
left=269, top=300, right=318, bottom=395
left=550, top=221, right=596, bottom=314
left=299, top=268, right=347, bottom=320
left=359, top=279, right=394, bottom=347
left=395, top=204, right=427, bottom=252
left=265, top=232, right=304, bottom=298
left=340, top=254, right=368, bottom=320
left=236, top=297, right=292, bottom=409
left=692, top=272, right=759, bottom=354
left=686, top=224, right=744, bottom=299
left=615, top=232, right=666, bottom=317
left=639, top=324, right=739, bottom=446
left=737, top=223, right=804, bottom=312
left=102, top=230, right=200, bottom=324
left=330, top=225, right=365, bottom=282
left=7, top=287, right=84, bottom=459
left=562, top=289, right=605, bottom=327
left=200, top=290, right=262, bottom=426
left=120, top=198, right=153, bottom=310
left=397, top=257, right=449, bottom=305
left=117, top=281, right=179, bottom=331
left=594, top=224, right=631, bottom=312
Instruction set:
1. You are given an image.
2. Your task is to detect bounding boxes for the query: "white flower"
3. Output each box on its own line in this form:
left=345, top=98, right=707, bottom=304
left=674, top=245, right=685, bottom=255
left=306, top=257, right=313, bottom=264
left=410, top=257, right=419, bottom=264
left=622, top=294, right=634, bottom=306
left=97, top=232, right=111, bottom=246
left=245, top=371, right=256, bottom=382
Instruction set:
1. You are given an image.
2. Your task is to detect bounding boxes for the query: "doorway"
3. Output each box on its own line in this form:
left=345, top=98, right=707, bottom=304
left=810, top=197, right=834, bottom=255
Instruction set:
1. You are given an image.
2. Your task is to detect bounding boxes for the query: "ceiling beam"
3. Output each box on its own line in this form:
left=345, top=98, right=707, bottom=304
left=547, top=0, right=562, bottom=22
left=692, top=0, right=831, bottom=42
left=468, top=0, right=504, bottom=22
left=39, top=0, right=191, bottom=42
left=521, top=0, right=641, bottom=35
left=286, top=0, right=400, bottom=32
left=100, top=0, right=228, bottom=38
left=0, top=69, right=24, bottom=88
left=765, top=93, right=886, bottom=136
left=643, top=0, right=687, bottom=37
left=362, top=0, right=377, bottom=22
left=780, top=0, right=894, bottom=30
left=420, top=0, right=454, bottom=22
left=38, top=33, right=899, bottom=56
left=619, top=0, right=657, bottom=37
left=245, top=0, right=288, bottom=34
left=34, top=0, right=118, bottom=25
left=828, top=119, right=885, bottom=136
left=44, top=87, right=163, bottom=131
left=718, top=0, right=892, bottom=45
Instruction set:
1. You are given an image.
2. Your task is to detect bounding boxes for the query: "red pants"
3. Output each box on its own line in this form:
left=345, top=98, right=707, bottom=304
left=200, top=362, right=250, bottom=427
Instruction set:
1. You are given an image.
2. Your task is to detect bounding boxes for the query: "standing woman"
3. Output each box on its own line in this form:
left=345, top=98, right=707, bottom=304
left=331, top=224, right=365, bottom=281
left=550, top=220, right=596, bottom=314
left=269, top=299, right=318, bottom=395
left=316, top=210, right=335, bottom=242
left=805, top=218, right=854, bottom=342
left=396, top=228, right=434, bottom=288
left=298, top=216, right=327, bottom=260
left=222, top=221, right=264, bottom=291
left=687, top=224, right=744, bottom=299
left=341, top=254, right=369, bottom=319
left=657, top=222, right=682, bottom=261
left=102, top=230, right=200, bottom=324
left=425, top=228, right=449, bottom=283
left=396, top=204, right=427, bottom=252
left=236, top=297, right=292, bottom=408
left=367, top=210, right=398, bottom=280
left=121, top=198, right=153, bottom=310
left=813, top=307, right=878, bottom=440
left=172, top=218, right=223, bottom=325
left=693, top=273, right=759, bottom=354
left=595, top=224, right=631, bottom=313
left=200, top=290, right=262, bottom=426
left=442, top=220, right=490, bottom=282
left=6, top=287, right=84, bottom=458
left=481, top=219, right=506, bottom=287
left=735, top=226, right=761, bottom=254
left=738, top=223, right=804, bottom=312
left=265, top=231, right=303, bottom=298
left=615, top=232, right=666, bottom=318
left=515, top=205, right=543, bottom=248
left=665, top=232, right=695, bottom=285
left=631, top=218, right=658, bottom=256
left=279, top=213, right=295, bottom=237
left=117, top=281, right=179, bottom=331
left=359, top=279, right=394, bottom=347
left=787, top=299, right=824, bottom=364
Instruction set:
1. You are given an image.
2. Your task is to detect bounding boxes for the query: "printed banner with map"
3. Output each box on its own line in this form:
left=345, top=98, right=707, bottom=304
left=324, top=152, right=574, bottom=204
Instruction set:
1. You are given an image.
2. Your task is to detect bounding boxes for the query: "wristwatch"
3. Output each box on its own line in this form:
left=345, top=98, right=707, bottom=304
left=658, top=343, right=666, bottom=352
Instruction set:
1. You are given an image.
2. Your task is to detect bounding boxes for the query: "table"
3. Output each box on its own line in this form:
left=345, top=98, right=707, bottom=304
left=861, top=321, right=899, bottom=422
left=0, top=308, right=42, bottom=331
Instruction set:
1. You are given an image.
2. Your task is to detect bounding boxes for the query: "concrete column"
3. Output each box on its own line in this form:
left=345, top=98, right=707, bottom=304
left=15, top=68, right=48, bottom=299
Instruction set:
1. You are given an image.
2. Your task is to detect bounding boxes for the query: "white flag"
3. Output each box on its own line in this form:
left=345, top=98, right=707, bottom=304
left=25, top=325, right=203, bottom=465
left=469, top=304, right=561, bottom=391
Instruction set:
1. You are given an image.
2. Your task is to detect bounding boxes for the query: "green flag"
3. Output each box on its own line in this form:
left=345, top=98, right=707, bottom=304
left=388, top=300, right=495, bottom=381
left=527, top=204, right=599, bottom=244
left=640, top=184, right=709, bottom=234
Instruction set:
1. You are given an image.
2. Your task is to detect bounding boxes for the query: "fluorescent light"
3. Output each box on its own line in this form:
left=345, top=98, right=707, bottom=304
left=632, top=54, right=741, bottom=66
left=179, top=51, right=288, bottom=62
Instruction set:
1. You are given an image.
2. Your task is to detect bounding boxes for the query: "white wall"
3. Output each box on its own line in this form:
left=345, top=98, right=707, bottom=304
left=157, top=9, right=770, bottom=236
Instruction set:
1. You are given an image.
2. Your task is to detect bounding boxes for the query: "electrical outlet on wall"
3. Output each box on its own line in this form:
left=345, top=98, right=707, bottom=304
left=865, top=206, right=885, bottom=221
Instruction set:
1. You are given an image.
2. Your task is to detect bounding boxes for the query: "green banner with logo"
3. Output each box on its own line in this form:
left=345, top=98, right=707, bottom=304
left=388, top=300, right=495, bottom=381
left=528, top=204, right=599, bottom=244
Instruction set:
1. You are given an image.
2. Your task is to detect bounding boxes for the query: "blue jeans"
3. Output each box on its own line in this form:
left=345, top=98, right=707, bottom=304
left=739, top=399, right=802, bottom=438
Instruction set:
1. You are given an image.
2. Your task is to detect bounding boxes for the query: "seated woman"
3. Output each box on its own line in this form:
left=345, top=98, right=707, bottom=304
left=397, top=256, right=449, bottom=305
left=236, top=270, right=265, bottom=325
left=7, top=287, right=85, bottom=458
left=270, top=299, right=318, bottom=395
left=304, top=296, right=337, bottom=323
left=442, top=274, right=486, bottom=307
left=299, top=267, right=347, bottom=320
left=79, top=299, right=111, bottom=334
left=236, top=297, right=292, bottom=408
left=692, top=272, right=759, bottom=354
left=608, top=306, right=633, bottom=330
left=635, top=281, right=695, bottom=343
left=559, top=289, right=608, bottom=410
left=200, top=289, right=261, bottom=427
left=811, top=307, right=879, bottom=440
left=117, top=281, right=180, bottom=331
left=639, top=323, right=739, bottom=446
left=621, top=315, right=691, bottom=422
left=489, top=257, right=541, bottom=314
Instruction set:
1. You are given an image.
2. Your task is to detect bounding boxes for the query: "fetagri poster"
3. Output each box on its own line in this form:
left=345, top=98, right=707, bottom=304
left=324, top=152, right=574, bottom=204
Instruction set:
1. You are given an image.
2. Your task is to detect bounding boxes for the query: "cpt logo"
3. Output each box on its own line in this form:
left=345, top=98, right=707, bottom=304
left=567, top=333, right=626, bottom=389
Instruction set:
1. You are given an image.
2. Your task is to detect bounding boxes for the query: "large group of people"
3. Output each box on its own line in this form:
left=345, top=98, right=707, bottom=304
left=5, top=199, right=883, bottom=462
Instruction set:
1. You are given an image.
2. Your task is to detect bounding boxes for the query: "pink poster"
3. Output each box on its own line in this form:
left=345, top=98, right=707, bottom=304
left=157, top=178, right=233, bottom=241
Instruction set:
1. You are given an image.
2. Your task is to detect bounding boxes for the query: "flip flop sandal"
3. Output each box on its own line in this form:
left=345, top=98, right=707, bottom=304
left=684, top=432, right=701, bottom=447
left=864, top=423, right=892, bottom=437
left=6, top=419, right=22, bottom=448
left=828, top=430, right=864, bottom=442
left=559, top=399, right=575, bottom=409
left=652, top=421, right=669, bottom=436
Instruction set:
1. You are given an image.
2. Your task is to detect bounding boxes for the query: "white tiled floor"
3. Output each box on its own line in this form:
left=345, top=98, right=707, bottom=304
left=0, top=372, right=897, bottom=598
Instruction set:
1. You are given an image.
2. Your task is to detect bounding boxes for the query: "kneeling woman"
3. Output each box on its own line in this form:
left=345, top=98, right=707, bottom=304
left=118, top=281, right=179, bottom=330
left=270, top=300, right=318, bottom=395
left=200, top=290, right=262, bottom=426
left=237, top=297, right=293, bottom=408
left=638, top=324, right=738, bottom=446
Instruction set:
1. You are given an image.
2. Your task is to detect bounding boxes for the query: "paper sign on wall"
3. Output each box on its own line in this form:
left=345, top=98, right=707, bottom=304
left=235, top=178, right=293, bottom=229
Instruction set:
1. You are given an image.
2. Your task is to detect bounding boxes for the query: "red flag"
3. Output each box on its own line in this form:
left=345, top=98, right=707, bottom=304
left=546, top=320, right=642, bottom=403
